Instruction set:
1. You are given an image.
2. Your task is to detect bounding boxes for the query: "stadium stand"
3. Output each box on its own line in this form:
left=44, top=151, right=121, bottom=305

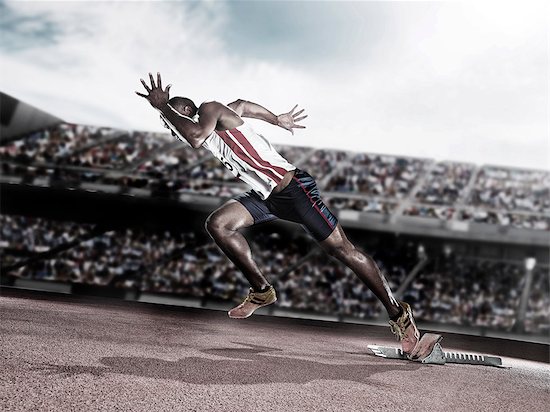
left=325, top=197, right=398, bottom=215
left=1, top=214, right=548, bottom=336
left=470, top=166, right=550, bottom=214
left=1, top=121, right=549, bottom=339
left=414, top=161, right=475, bottom=205
left=2, top=123, right=548, bottom=234
left=325, top=154, right=427, bottom=198
left=525, top=267, right=550, bottom=334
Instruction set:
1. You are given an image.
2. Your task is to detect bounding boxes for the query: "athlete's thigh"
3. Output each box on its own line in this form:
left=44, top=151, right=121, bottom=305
left=231, top=191, right=278, bottom=228
left=269, top=169, right=338, bottom=242
left=207, top=199, right=255, bottom=231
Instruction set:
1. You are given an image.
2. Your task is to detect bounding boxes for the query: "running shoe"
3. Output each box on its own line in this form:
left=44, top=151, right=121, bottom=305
left=388, top=301, right=421, bottom=357
left=228, top=286, right=277, bottom=319
left=408, top=332, right=443, bottom=361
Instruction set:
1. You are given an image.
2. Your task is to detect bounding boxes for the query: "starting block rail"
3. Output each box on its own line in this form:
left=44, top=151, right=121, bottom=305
left=367, top=343, right=509, bottom=368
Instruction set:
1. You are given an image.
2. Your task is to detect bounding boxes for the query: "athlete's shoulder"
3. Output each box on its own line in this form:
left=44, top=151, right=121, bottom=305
left=226, top=99, right=245, bottom=114
left=198, top=100, right=229, bottom=113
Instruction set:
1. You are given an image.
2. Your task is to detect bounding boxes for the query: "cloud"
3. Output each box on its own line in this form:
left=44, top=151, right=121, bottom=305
left=0, top=1, right=309, bottom=127
left=0, top=1, right=547, bottom=170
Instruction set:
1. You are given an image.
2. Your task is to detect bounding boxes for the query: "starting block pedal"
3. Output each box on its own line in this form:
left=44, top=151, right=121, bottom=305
left=367, top=338, right=508, bottom=368
left=421, top=342, right=446, bottom=364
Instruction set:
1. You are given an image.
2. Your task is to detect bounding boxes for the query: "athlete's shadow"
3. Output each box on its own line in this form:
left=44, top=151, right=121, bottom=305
left=31, top=342, right=421, bottom=385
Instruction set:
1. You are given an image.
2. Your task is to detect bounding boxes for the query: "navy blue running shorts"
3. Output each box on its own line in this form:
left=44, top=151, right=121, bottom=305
left=233, top=169, right=338, bottom=241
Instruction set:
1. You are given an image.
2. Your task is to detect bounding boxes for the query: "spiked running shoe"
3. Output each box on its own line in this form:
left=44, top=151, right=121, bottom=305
left=389, top=301, right=421, bottom=358
left=408, top=332, right=443, bottom=361
left=228, top=286, right=277, bottom=319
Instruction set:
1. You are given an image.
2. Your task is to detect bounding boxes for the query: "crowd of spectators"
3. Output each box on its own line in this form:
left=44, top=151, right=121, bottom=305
left=402, top=256, right=525, bottom=331
left=3, top=214, right=548, bottom=335
left=276, top=250, right=408, bottom=319
left=136, top=145, right=208, bottom=177
left=1, top=214, right=199, bottom=287
left=0, top=124, right=115, bottom=164
left=2, top=126, right=549, bottom=232
left=185, top=157, right=239, bottom=181
left=415, top=162, right=474, bottom=205
left=458, top=209, right=550, bottom=231
left=175, top=181, right=247, bottom=198
left=140, top=231, right=310, bottom=303
left=62, top=133, right=167, bottom=169
left=525, top=267, right=550, bottom=334
left=274, top=145, right=311, bottom=165
left=470, top=166, right=550, bottom=214
left=403, top=205, right=455, bottom=220
left=325, top=197, right=397, bottom=215
left=0, top=215, right=93, bottom=255
left=325, top=155, right=426, bottom=198
left=299, top=150, right=349, bottom=181
left=276, top=252, right=350, bottom=315
left=1, top=215, right=307, bottom=302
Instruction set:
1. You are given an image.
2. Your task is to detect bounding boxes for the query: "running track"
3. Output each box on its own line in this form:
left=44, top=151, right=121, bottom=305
left=1, top=288, right=548, bottom=412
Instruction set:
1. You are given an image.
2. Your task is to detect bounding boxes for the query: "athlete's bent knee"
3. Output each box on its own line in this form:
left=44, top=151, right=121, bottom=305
left=206, top=211, right=240, bottom=239
left=205, top=213, right=225, bottom=238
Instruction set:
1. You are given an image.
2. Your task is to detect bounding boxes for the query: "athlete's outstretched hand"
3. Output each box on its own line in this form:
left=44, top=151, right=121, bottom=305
left=276, top=105, right=307, bottom=135
left=135, top=72, right=171, bottom=110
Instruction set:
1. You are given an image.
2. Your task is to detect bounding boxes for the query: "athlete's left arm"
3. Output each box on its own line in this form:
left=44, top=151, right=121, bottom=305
left=228, top=99, right=308, bottom=135
left=227, top=99, right=278, bottom=124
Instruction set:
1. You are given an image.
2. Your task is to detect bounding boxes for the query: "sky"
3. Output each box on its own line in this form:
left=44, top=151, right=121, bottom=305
left=0, top=0, right=548, bottom=170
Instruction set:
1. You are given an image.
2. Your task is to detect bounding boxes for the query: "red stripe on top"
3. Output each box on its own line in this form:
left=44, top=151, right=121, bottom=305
left=216, top=131, right=282, bottom=183
left=292, top=176, right=335, bottom=230
left=228, top=127, right=289, bottom=177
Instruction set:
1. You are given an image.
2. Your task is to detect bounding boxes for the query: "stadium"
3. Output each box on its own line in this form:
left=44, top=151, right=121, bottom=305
left=1, top=2, right=548, bottom=411
left=1, top=90, right=548, bottom=410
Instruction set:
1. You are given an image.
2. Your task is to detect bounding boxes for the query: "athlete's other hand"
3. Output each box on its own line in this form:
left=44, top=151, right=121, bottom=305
left=135, top=72, right=172, bottom=110
left=276, top=105, right=307, bottom=135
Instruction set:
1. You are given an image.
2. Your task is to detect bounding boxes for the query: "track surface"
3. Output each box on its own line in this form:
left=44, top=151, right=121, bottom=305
left=1, top=289, right=549, bottom=412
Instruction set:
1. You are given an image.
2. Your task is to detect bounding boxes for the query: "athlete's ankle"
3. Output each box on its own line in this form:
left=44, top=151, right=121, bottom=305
left=389, top=305, right=403, bottom=322
left=253, top=284, right=271, bottom=293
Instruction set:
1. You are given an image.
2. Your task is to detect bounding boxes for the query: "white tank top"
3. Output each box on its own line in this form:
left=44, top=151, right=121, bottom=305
left=160, top=113, right=295, bottom=199
left=202, top=122, right=296, bottom=199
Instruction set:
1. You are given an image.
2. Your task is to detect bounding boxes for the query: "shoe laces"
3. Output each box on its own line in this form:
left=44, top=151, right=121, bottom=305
left=241, top=287, right=273, bottom=306
left=242, top=287, right=262, bottom=304
left=389, top=319, right=405, bottom=340
left=241, top=289, right=254, bottom=304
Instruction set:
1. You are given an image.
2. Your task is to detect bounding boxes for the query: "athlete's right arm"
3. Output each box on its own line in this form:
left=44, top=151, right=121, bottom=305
left=160, top=102, right=220, bottom=149
left=136, top=73, right=219, bottom=149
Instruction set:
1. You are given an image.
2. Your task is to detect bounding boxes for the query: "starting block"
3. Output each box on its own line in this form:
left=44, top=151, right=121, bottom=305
left=368, top=336, right=508, bottom=368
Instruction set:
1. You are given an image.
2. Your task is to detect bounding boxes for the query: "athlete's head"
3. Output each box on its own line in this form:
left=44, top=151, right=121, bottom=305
left=168, top=96, right=197, bottom=117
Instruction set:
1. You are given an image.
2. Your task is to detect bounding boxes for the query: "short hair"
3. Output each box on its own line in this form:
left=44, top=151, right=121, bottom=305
left=168, top=96, right=197, bottom=115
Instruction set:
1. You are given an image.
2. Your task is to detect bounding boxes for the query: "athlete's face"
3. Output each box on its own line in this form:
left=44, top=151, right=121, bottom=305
left=169, top=96, right=197, bottom=117
left=176, top=105, right=196, bottom=117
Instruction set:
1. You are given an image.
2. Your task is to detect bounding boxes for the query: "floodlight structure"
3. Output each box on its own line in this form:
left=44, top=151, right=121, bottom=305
left=395, top=244, right=429, bottom=299
left=515, top=257, right=537, bottom=332
left=524, top=257, right=536, bottom=271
